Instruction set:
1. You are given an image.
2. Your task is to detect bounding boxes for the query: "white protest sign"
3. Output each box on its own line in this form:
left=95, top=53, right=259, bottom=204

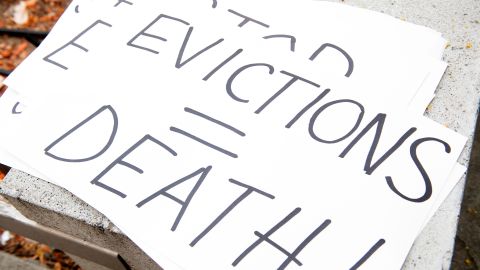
left=4, top=29, right=466, bottom=270
left=7, top=90, right=466, bottom=270
left=0, top=0, right=447, bottom=182
left=0, top=1, right=466, bottom=269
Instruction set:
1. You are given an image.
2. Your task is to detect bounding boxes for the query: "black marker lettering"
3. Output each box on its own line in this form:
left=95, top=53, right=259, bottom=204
left=44, top=105, right=118, bottom=163
left=43, top=20, right=112, bottom=70
left=339, top=114, right=417, bottom=175
left=310, top=43, right=354, bottom=77
left=203, top=49, right=243, bottom=81
left=308, top=99, right=364, bottom=144
left=74, top=5, right=79, bottom=13
left=255, top=70, right=320, bottom=114
left=190, top=178, right=274, bottom=247
left=286, top=89, right=331, bottom=128
left=114, top=0, right=132, bottom=7
left=263, top=34, right=297, bottom=52
left=127, top=14, right=189, bottom=54
left=232, top=208, right=331, bottom=269
left=350, top=239, right=386, bottom=270
left=226, top=63, right=274, bottom=103
left=91, top=135, right=177, bottom=198
left=212, top=0, right=217, bottom=8
left=176, top=27, right=224, bottom=69
left=386, top=137, right=451, bottom=202
left=227, top=9, right=270, bottom=28
left=137, top=166, right=212, bottom=231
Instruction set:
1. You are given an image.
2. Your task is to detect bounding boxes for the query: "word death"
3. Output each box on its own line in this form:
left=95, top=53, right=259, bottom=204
left=43, top=109, right=385, bottom=269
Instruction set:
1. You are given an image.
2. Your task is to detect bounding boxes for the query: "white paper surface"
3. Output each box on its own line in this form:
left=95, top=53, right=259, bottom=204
left=2, top=44, right=466, bottom=269
left=0, top=1, right=466, bottom=269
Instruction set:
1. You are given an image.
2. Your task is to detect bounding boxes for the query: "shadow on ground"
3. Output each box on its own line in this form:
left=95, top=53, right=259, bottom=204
left=452, top=107, right=480, bottom=270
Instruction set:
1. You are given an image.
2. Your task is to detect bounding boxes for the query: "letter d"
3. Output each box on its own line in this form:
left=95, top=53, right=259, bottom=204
left=44, top=105, right=118, bottom=162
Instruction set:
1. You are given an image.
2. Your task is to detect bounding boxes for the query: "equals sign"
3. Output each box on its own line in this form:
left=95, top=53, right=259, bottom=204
left=170, top=107, right=246, bottom=158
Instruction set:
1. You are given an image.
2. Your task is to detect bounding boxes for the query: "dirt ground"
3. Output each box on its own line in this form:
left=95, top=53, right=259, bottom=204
left=0, top=227, right=82, bottom=270
left=451, top=114, right=480, bottom=270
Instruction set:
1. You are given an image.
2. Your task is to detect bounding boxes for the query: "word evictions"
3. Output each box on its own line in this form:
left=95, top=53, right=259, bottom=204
left=42, top=9, right=451, bottom=203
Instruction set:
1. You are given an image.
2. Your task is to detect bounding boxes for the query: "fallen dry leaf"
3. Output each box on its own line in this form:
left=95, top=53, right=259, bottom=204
left=25, top=0, right=38, bottom=9
left=12, top=41, right=28, bottom=57
left=0, top=227, right=83, bottom=269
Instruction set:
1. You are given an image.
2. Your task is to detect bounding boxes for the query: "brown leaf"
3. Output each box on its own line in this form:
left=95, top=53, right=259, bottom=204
left=12, top=41, right=28, bottom=57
